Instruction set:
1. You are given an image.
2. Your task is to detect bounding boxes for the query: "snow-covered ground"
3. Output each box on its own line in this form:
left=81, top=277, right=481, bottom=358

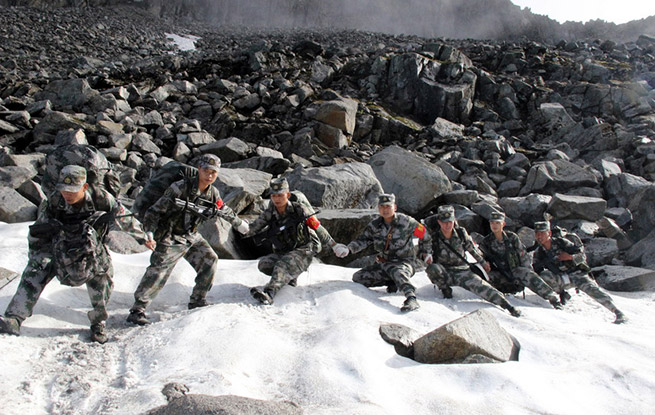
left=166, top=33, right=200, bottom=52
left=0, top=221, right=653, bottom=415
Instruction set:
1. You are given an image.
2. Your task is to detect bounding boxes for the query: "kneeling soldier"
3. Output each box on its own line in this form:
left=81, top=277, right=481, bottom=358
left=425, top=205, right=521, bottom=317
left=0, top=165, right=150, bottom=343
left=337, top=194, right=433, bottom=312
left=247, top=178, right=322, bottom=305
left=480, top=211, right=562, bottom=309
left=533, top=221, right=626, bottom=324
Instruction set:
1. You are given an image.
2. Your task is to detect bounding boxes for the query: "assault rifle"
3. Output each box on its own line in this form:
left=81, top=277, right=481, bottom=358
left=29, top=212, right=128, bottom=239
left=174, top=197, right=227, bottom=221
left=485, top=255, right=525, bottom=294
left=249, top=209, right=319, bottom=252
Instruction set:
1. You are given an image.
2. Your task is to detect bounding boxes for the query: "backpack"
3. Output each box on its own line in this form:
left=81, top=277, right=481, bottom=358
left=42, top=144, right=121, bottom=197
left=52, top=211, right=109, bottom=287
left=550, top=225, right=590, bottom=272
left=132, top=161, right=198, bottom=222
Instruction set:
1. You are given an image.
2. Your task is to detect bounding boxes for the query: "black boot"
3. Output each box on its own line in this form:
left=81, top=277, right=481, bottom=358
left=250, top=287, right=274, bottom=305
left=548, top=296, right=563, bottom=310
left=400, top=296, right=420, bottom=312
left=127, top=310, right=150, bottom=326
left=90, top=322, right=108, bottom=344
left=441, top=286, right=453, bottom=299
left=613, top=310, right=627, bottom=324
left=188, top=298, right=209, bottom=310
left=0, top=316, right=20, bottom=336
left=559, top=291, right=571, bottom=305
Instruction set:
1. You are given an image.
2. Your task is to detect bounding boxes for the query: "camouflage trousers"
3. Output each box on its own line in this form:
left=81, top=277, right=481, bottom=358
left=538, top=270, right=619, bottom=312
left=426, top=263, right=511, bottom=309
left=489, top=266, right=558, bottom=301
left=4, top=249, right=113, bottom=326
left=258, top=247, right=315, bottom=297
left=131, top=235, right=218, bottom=313
left=352, top=260, right=417, bottom=298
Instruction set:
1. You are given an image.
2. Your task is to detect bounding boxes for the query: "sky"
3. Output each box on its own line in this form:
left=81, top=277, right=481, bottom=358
left=0, top=220, right=654, bottom=415
left=511, top=0, right=655, bottom=24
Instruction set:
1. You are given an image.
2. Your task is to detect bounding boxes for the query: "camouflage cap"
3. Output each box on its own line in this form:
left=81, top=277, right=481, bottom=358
left=534, top=221, right=551, bottom=232
left=489, top=211, right=505, bottom=222
left=437, top=205, right=456, bottom=222
left=56, top=165, right=87, bottom=192
left=198, top=154, right=221, bottom=172
left=378, top=193, right=395, bottom=206
left=270, top=177, right=290, bottom=194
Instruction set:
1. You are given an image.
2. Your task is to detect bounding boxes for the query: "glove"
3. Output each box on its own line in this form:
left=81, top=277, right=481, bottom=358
left=236, top=220, right=249, bottom=235
left=332, top=243, right=350, bottom=258
left=423, top=253, right=433, bottom=265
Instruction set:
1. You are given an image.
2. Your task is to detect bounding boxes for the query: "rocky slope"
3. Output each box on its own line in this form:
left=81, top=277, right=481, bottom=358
left=1, top=5, right=655, bottom=287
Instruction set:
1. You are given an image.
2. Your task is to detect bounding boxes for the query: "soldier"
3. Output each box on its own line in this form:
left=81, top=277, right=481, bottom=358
left=480, top=212, right=562, bottom=309
left=337, top=194, right=433, bottom=312
left=247, top=178, right=325, bottom=305
left=533, top=221, right=627, bottom=324
left=0, top=165, right=150, bottom=343
left=425, top=205, right=521, bottom=317
left=127, top=154, right=249, bottom=325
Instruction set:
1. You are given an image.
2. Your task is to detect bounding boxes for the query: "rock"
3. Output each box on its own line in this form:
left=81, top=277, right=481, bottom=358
left=413, top=309, right=520, bottom=364
left=379, top=323, right=423, bottom=359
left=0, top=165, right=38, bottom=189
left=0, top=266, right=19, bottom=290
left=145, top=393, right=303, bottom=415
left=584, top=237, right=619, bottom=268
left=34, top=78, right=98, bottom=110
left=368, top=146, right=451, bottom=216
left=520, top=159, right=600, bottom=195
left=314, top=97, right=358, bottom=135
left=215, top=167, right=272, bottom=214
left=593, top=265, right=655, bottom=292
left=0, top=187, right=38, bottom=222
left=199, top=136, right=249, bottom=162
left=284, top=163, right=383, bottom=209
left=547, top=193, right=607, bottom=221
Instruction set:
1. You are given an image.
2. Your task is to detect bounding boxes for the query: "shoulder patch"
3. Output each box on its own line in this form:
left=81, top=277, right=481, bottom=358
left=413, top=223, right=426, bottom=239
left=305, top=216, right=320, bottom=230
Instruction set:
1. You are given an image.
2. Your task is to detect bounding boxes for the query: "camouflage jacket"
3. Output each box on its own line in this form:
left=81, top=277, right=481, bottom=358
left=479, top=230, right=531, bottom=272
left=347, top=213, right=431, bottom=262
left=143, top=178, right=242, bottom=243
left=290, top=191, right=336, bottom=248
left=247, top=200, right=321, bottom=254
left=424, top=217, right=483, bottom=268
left=31, top=187, right=147, bottom=252
left=533, top=234, right=588, bottom=274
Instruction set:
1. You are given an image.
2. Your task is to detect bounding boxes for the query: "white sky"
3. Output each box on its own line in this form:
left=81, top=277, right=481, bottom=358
left=511, top=0, right=655, bottom=24
left=1, top=220, right=654, bottom=414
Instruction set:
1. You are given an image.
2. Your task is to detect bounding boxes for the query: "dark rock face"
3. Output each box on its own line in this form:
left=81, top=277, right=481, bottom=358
left=1, top=5, right=655, bottom=273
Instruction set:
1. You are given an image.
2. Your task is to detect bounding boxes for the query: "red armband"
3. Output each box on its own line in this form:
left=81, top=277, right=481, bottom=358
left=413, top=224, right=426, bottom=239
left=215, top=199, right=224, bottom=209
left=305, top=216, right=320, bottom=230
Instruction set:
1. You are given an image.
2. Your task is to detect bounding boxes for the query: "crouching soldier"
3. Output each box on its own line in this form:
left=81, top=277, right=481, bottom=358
left=247, top=178, right=322, bottom=305
left=425, top=205, right=521, bottom=317
left=533, top=221, right=627, bottom=324
left=127, top=154, right=249, bottom=325
left=0, top=165, right=151, bottom=343
left=480, top=212, right=562, bottom=309
left=337, top=194, right=433, bottom=312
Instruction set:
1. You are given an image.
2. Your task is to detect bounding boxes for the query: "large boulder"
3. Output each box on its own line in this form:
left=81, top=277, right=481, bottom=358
left=412, top=309, right=520, bottom=364
left=546, top=193, right=607, bottom=221
left=593, top=265, right=655, bottom=292
left=520, top=159, right=600, bottom=195
left=146, top=392, right=303, bottom=415
left=215, top=168, right=272, bottom=215
left=284, top=163, right=383, bottom=209
left=0, top=187, right=38, bottom=222
left=33, top=78, right=98, bottom=110
left=368, top=146, right=451, bottom=216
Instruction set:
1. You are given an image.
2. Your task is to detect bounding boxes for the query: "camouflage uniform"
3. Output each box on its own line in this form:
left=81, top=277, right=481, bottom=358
left=2, top=184, right=147, bottom=332
left=480, top=230, right=560, bottom=305
left=533, top=228, right=623, bottom=317
left=425, top=214, right=518, bottom=314
left=248, top=200, right=321, bottom=298
left=130, top=177, right=244, bottom=314
left=347, top=212, right=431, bottom=302
left=290, top=190, right=337, bottom=250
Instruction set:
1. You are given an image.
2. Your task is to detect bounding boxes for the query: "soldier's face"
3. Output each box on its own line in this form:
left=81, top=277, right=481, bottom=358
left=198, top=167, right=218, bottom=185
left=535, top=230, right=551, bottom=245
left=60, top=183, right=89, bottom=205
left=438, top=220, right=454, bottom=233
left=490, top=220, right=505, bottom=233
left=378, top=203, right=396, bottom=220
left=271, top=192, right=290, bottom=209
